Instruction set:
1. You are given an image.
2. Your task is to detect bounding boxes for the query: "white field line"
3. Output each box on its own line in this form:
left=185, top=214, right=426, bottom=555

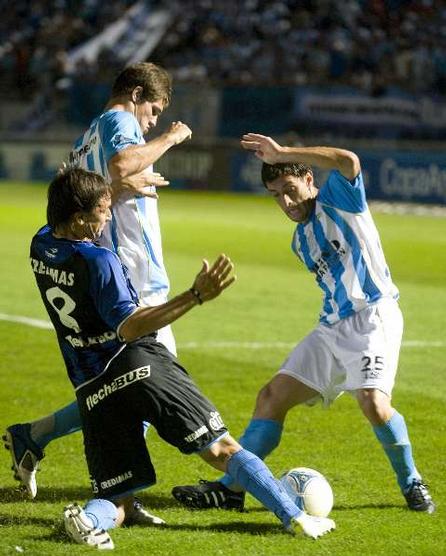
left=0, top=313, right=54, bottom=329
left=0, top=313, right=445, bottom=349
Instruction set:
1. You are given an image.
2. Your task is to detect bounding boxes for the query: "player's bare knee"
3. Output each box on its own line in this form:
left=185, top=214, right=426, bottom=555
left=199, top=435, right=241, bottom=470
left=357, top=389, right=393, bottom=425
left=255, top=381, right=284, bottom=418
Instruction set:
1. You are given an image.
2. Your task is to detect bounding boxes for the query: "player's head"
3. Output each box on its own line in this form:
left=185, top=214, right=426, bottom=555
left=262, top=162, right=317, bottom=223
left=111, top=62, right=172, bottom=134
left=47, top=168, right=112, bottom=241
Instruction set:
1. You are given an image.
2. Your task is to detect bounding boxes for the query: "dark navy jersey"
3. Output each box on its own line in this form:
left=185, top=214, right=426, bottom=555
left=30, top=226, right=140, bottom=389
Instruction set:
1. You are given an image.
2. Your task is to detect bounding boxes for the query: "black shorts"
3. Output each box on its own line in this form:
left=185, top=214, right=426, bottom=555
left=76, top=337, right=228, bottom=499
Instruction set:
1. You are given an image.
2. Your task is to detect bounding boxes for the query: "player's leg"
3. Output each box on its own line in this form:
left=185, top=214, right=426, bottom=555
left=357, top=388, right=435, bottom=512
left=198, top=435, right=335, bottom=539
left=171, top=375, right=318, bottom=510
left=220, top=374, right=318, bottom=486
left=63, top=359, right=166, bottom=548
left=172, top=328, right=330, bottom=509
left=342, top=299, right=435, bottom=513
left=63, top=498, right=119, bottom=549
left=3, top=400, right=81, bottom=498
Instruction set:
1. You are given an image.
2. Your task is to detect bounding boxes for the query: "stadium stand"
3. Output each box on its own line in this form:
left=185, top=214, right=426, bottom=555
left=2, top=1, right=445, bottom=99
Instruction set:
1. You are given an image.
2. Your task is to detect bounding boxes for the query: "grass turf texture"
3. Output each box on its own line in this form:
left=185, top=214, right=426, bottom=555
left=0, top=182, right=445, bottom=555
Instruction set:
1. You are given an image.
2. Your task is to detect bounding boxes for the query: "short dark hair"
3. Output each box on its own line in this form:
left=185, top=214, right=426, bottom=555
left=47, top=169, right=110, bottom=229
left=111, top=62, right=172, bottom=106
left=261, top=162, right=313, bottom=187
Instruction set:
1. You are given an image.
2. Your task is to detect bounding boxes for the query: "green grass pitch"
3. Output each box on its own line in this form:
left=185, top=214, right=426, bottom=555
left=0, top=182, right=445, bottom=555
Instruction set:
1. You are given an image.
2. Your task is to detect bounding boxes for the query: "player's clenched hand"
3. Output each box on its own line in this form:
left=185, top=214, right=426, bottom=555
left=166, top=121, right=192, bottom=145
left=191, top=255, right=236, bottom=303
left=240, top=133, right=283, bottom=164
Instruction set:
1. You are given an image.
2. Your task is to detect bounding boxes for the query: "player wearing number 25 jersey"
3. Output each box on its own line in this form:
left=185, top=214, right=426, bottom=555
left=172, top=134, right=435, bottom=515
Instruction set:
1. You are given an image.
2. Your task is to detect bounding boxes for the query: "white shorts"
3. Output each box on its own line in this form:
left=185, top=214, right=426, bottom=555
left=278, top=298, right=403, bottom=406
left=139, top=292, right=177, bottom=357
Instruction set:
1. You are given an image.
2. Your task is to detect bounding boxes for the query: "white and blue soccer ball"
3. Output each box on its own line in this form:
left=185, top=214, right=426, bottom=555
left=279, top=467, right=334, bottom=517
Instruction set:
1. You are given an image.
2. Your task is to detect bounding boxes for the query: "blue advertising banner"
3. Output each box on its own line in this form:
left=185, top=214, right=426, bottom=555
left=357, top=150, right=446, bottom=204
left=0, top=141, right=444, bottom=205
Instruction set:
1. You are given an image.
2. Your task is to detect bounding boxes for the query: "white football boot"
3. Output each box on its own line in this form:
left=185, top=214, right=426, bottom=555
left=126, top=498, right=166, bottom=526
left=64, top=503, right=114, bottom=550
left=3, top=424, right=44, bottom=499
left=287, top=512, right=336, bottom=539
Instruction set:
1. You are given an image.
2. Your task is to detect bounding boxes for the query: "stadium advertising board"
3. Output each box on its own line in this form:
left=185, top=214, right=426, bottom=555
left=357, top=150, right=446, bottom=204
left=0, top=142, right=444, bottom=204
left=293, top=88, right=446, bottom=139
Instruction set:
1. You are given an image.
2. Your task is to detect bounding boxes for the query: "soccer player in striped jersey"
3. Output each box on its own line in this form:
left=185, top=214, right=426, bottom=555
left=172, top=133, right=435, bottom=514
left=4, top=63, right=191, bottom=512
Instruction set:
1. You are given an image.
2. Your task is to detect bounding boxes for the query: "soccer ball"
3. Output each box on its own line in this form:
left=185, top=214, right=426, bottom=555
left=279, top=467, right=334, bottom=517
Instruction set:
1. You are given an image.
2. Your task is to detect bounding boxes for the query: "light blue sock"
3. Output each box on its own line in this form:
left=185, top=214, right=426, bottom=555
left=33, top=401, right=82, bottom=449
left=227, top=449, right=302, bottom=527
left=221, top=418, right=282, bottom=488
left=373, top=411, right=421, bottom=492
left=84, top=499, right=118, bottom=531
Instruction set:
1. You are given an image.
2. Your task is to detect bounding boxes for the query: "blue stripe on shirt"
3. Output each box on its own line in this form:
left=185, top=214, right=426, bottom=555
left=297, top=225, right=334, bottom=319
left=135, top=198, right=161, bottom=268
left=98, top=144, right=106, bottom=176
left=321, top=205, right=382, bottom=304
left=110, top=214, right=119, bottom=254
left=86, top=151, right=95, bottom=171
left=312, top=214, right=353, bottom=318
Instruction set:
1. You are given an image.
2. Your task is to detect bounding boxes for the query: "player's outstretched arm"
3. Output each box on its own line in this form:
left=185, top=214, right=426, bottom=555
left=119, top=254, right=236, bottom=342
left=108, top=121, right=192, bottom=180
left=241, top=133, right=360, bottom=181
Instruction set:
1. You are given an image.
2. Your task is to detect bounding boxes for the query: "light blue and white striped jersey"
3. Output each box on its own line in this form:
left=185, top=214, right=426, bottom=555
left=70, top=110, right=169, bottom=303
left=292, top=170, right=398, bottom=325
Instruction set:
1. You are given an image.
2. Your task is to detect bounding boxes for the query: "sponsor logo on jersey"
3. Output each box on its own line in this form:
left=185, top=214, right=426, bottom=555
left=66, top=331, right=117, bottom=348
left=184, top=425, right=209, bottom=443
left=208, top=411, right=225, bottom=431
left=85, top=366, right=151, bottom=411
left=311, top=240, right=347, bottom=279
left=45, top=247, right=58, bottom=259
left=99, top=470, right=133, bottom=491
left=69, top=136, right=97, bottom=165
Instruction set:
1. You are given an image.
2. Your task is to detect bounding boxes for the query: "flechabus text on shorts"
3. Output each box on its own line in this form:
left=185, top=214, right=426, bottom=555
left=85, top=366, right=151, bottom=411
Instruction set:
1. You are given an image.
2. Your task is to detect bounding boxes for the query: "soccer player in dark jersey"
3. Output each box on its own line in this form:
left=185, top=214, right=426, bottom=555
left=29, top=168, right=335, bottom=548
left=4, top=63, right=191, bottom=512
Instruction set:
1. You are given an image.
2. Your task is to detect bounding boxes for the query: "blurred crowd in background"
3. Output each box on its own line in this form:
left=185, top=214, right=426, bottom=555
left=1, top=0, right=445, bottom=102
left=158, top=0, right=446, bottom=96
left=0, top=0, right=445, bottom=201
left=0, top=0, right=135, bottom=98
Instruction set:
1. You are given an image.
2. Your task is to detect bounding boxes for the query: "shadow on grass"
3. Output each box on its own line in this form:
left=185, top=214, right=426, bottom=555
left=334, top=502, right=403, bottom=510
left=0, top=487, right=185, bottom=509
left=161, top=521, right=282, bottom=535
left=36, top=519, right=283, bottom=545
left=0, top=512, right=55, bottom=528
left=0, top=486, right=92, bottom=503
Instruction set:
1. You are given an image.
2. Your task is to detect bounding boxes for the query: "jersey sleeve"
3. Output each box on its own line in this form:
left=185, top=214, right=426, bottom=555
left=86, top=248, right=138, bottom=331
left=318, top=170, right=367, bottom=213
left=99, top=111, right=142, bottom=162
